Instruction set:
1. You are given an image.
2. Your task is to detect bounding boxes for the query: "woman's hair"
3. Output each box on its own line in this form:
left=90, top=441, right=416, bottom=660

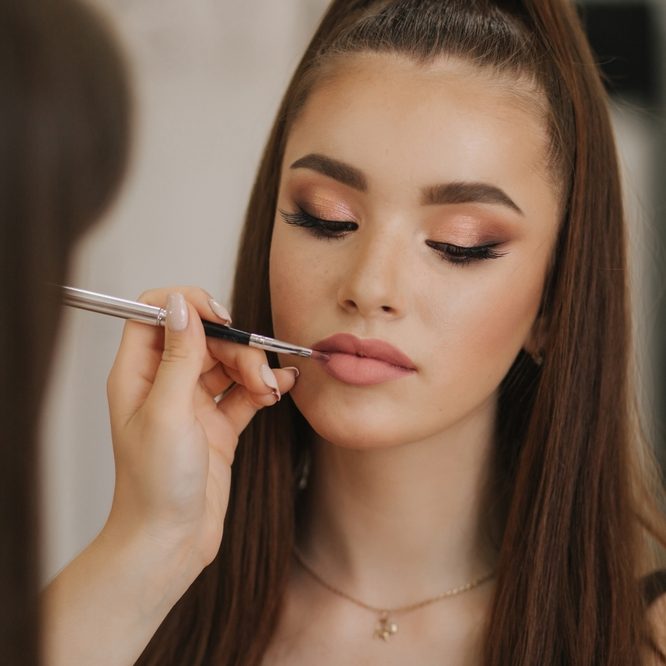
left=0, top=0, right=130, bottom=663
left=138, top=1, right=666, bottom=664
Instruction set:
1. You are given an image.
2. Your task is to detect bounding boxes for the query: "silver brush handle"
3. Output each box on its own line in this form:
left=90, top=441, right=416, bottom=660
left=61, top=286, right=166, bottom=325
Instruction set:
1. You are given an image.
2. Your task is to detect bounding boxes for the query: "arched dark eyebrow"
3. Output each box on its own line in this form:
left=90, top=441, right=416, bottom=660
left=423, top=182, right=524, bottom=215
left=290, top=153, right=523, bottom=216
left=290, top=153, right=368, bottom=191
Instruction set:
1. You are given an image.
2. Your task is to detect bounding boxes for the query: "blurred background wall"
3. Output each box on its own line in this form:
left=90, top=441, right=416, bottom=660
left=580, top=0, right=666, bottom=473
left=40, top=0, right=666, bottom=582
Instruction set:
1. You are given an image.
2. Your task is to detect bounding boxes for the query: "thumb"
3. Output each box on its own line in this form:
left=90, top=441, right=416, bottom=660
left=147, top=292, right=206, bottom=416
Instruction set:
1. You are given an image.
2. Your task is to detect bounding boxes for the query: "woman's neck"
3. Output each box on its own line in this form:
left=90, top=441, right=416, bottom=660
left=298, top=399, right=498, bottom=607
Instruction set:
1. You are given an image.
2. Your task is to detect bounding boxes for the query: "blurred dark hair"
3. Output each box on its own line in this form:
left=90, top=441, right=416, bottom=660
left=0, top=0, right=131, bottom=662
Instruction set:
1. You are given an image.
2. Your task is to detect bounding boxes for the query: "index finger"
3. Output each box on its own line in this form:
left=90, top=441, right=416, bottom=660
left=107, top=286, right=221, bottom=422
left=144, top=287, right=275, bottom=396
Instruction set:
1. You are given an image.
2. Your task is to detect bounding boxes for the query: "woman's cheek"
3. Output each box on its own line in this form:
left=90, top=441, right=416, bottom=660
left=468, top=264, right=545, bottom=366
left=269, top=243, right=296, bottom=337
left=428, top=259, right=545, bottom=380
left=269, top=230, right=326, bottom=340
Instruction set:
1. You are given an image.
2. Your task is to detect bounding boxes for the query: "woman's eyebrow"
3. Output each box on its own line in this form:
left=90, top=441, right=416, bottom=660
left=422, top=182, right=524, bottom=216
left=290, top=153, right=523, bottom=215
left=290, top=153, right=367, bottom=191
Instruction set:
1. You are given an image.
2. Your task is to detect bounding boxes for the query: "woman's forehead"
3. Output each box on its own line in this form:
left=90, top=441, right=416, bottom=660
left=306, top=51, right=547, bottom=119
left=283, top=52, right=558, bottom=213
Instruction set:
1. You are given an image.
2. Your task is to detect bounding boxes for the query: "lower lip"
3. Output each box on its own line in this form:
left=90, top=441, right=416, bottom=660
left=320, top=352, right=415, bottom=386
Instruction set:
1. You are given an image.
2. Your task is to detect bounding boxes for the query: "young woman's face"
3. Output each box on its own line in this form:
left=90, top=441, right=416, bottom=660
left=269, top=53, right=560, bottom=449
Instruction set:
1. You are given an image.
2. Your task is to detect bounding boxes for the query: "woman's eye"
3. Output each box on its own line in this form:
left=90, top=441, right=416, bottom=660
left=425, top=239, right=506, bottom=266
left=278, top=208, right=504, bottom=264
left=279, top=207, right=357, bottom=239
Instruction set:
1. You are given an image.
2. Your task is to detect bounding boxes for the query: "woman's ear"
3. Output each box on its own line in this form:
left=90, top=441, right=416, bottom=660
left=524, top=313, right=548, bottom=366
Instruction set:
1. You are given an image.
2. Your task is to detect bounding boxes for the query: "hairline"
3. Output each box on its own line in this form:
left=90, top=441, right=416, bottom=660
left=286, top=48, right=566, bottom=208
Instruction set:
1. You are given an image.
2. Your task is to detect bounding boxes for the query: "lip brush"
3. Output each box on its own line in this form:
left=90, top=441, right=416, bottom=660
left=61, top=286, right=329, bottom=361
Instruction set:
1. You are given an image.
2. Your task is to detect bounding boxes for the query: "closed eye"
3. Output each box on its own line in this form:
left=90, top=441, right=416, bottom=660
left=425, top=240, right=506, bottom=265
left=279, top=207, right=357, bottom=239
left=279, top=207, right=506, bottom=265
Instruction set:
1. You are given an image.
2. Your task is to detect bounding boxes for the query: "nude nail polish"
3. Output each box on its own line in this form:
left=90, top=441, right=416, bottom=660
left=282, top=366, right=300, bottom=378
left=260, top=363, right=280, bottom=401
left=208, top=298, right=232, bottom=325
left=166, top=292, right=188, bottom=331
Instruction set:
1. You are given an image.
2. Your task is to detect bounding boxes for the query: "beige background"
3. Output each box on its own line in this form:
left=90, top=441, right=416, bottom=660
left=40, top=0, right=664, bottom=581
left=41, top=0, right=329, bottom=580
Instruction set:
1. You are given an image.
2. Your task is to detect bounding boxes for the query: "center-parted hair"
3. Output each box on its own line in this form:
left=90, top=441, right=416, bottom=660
left=137, top=2, right=666, bottom=664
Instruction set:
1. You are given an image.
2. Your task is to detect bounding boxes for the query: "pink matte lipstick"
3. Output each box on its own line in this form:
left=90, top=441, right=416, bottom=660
left=312, top=333, right=416, bottom=386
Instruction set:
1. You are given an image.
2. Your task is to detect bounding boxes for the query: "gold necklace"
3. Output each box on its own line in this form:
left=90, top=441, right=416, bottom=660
left=292, top=550, right=495, bottom=642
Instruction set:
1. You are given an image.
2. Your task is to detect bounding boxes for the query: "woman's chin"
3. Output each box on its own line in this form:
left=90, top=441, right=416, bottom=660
left=298, top=408, right=419, bottom=451
left=290, top=388, right=405, bottom=449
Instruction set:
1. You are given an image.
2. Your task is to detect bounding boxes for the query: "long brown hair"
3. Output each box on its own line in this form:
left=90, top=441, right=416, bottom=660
left=137, top=1, right=666, bottom=664
left=0, top=1, right=130, bottom=663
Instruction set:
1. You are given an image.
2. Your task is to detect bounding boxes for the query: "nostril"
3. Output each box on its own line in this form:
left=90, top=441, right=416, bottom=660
left=381, top=305, right=392, bottom=313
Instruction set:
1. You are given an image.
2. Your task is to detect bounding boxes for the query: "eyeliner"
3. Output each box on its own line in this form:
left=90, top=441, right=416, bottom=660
left=61, top=286, right=328, bottom=361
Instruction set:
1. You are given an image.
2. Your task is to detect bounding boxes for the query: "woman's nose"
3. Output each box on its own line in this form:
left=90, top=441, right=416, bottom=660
left=336, top=233, right=408, bottom=319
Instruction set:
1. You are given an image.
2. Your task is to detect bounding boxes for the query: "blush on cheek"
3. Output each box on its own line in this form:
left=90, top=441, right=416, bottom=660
left=434, top=266, right=543, bottom=380
left=475, top=278, right=544, bottom=364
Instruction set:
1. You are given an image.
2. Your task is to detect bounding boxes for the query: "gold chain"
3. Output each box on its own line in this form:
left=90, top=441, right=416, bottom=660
left=292, top=549, right=495, bottom=641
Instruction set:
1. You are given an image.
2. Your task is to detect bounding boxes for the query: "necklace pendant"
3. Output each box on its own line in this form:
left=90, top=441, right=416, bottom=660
left=374, top=612, right=398, bottom=641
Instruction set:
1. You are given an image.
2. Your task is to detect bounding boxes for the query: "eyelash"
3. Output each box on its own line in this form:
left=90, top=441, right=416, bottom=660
left=279, top=207, right=506, bottom=265
left=424, top=240, right=506, bottom=265
left=279, top=207, right=357, bottom=239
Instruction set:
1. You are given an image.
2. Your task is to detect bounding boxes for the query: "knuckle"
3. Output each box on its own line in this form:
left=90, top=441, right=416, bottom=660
left=136, top=288, right=159, bottom=304
left=238, top=348, right=268, bottom=374
left=187, top=285, right=211, bottom=299
left=161, top=345, right=191, bottom=364
left=238, top=389, right=265, bottom=411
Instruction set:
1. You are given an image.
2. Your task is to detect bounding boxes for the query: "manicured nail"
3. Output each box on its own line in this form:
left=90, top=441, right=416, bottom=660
left=166, top=292, right=188, bottom=331
left=208, top=298, right=232, bottom=325
left=260, top=363, right=280, bottom=401
left=282, top=366, right=300, bottom=378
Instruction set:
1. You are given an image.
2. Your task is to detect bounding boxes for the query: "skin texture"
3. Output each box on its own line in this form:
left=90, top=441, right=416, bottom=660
left=43, top=287, right=298, bottom=666
left=265, top=53, right=561, bottom=665
left=42, top=52, right=565, bottom=666
left=270, top=52, right=559, bottom=450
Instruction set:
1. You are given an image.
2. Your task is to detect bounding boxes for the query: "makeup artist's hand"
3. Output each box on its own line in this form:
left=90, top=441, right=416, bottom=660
left=104, top=286, right=298, bottom=570
left=44, top=286, right=298, bottom=666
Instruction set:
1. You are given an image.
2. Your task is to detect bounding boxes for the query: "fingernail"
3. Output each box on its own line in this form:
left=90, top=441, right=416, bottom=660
left=260, top=363, right=280, bottom=401
left=282, top=366, right=300, bottom=378
left=166, top=292, right=188, bottom=331
left=208, top=298, right=232, bottom=325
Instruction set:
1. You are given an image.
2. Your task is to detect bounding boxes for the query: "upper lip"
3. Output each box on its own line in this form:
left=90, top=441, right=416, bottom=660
left=312, top=333, right=416, bottom=370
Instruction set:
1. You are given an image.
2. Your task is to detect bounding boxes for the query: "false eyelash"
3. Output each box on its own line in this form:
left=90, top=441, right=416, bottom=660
left=425, top=239, right=507, bottom=265
left=279, top=207, right=505, bottom=265
left=279, top=207, right=357, bottom=239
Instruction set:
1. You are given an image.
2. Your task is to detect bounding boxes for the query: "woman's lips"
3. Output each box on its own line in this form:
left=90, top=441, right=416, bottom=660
left=312, top=333, right=416, bottom=386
